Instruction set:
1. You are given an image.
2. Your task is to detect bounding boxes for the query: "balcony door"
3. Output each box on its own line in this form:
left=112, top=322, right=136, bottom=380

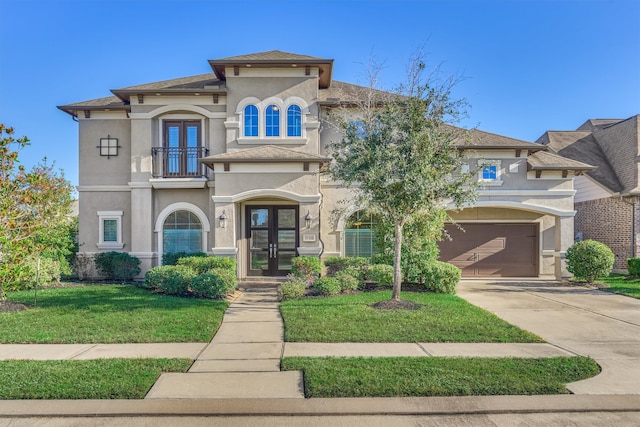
left=163, top=120, right=200, bottom=177
left=247, top=206, right=298, bottom=276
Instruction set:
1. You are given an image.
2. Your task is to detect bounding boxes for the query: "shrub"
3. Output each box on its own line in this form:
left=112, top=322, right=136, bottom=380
left=334, top=270, right=359, bottom=292
left=278, top=275, right=308, bottom=300
left=566, top=240, right=615, bottom=283
left=18, top=256, right=65, bottom=288
left=291, top=257, right=323, bottom=280
left=73, top=253, right=94, bottom=281
left=93, top=252, right=141, bottom=281
left=177, top=256, right=236, bottom=274
left=313, top=277, right=341, bottom=296
left=142, top=266, right=170, bottom=290
left=421, top=261, right=461, bottom=294
left=191, top=268, right=237, bottom=299
left=368, top=264, right=394, bottom=287
left=158, top=265, right=196, bottom=296
left=324, top=256, right=370, bottom=276
left=162, top=252, right=207, bottom=266
left=628, top=258, right=640, bottom=276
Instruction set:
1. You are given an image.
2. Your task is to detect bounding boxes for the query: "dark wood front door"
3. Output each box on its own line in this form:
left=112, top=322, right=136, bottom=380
left=438, top=223, right=538, bottom=277
left=247, top=206, right=298, bottom=276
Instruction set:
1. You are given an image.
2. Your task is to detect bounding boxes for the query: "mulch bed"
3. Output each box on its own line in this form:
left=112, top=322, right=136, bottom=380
left=0, top=301, right=29, bottom=312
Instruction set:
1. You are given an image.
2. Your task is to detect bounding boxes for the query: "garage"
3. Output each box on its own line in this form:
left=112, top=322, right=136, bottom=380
left=438, top=223, right=538, bottom=277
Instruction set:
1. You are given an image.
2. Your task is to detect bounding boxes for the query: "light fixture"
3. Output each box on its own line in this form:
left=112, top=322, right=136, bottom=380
left=219, top=210, right=228, bottom=228
left=97, top=135, right=120, bottom=159
left=305, top=210, right=312, bottom=229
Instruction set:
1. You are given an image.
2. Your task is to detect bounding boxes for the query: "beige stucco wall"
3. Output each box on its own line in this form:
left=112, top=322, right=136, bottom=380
left=78, top=117, right=131, bottom=186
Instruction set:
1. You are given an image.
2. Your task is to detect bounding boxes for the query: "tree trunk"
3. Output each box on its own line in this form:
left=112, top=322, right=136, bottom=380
left=392, top=221, right=404, bottom=301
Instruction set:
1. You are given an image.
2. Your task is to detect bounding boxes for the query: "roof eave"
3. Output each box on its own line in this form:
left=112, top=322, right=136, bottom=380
left=200, top=157, right=330, bottom=165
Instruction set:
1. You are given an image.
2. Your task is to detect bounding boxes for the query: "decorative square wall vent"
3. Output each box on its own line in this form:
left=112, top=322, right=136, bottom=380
left=98, top=135, right=120, bottom=159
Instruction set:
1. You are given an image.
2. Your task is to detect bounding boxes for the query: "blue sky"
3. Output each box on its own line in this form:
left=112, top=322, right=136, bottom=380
left=1, top=0, right=638, bottom=188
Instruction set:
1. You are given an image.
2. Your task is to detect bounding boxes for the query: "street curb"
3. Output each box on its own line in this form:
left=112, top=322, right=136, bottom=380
left=1, top=395, right=640, bottom=417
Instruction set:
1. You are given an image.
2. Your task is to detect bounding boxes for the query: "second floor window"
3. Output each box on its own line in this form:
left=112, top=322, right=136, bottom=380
left=164, top=120, right=201, bottom=176
left=287, top=105, right=301, bottom=137
left=244, top=105, right=259, bottom=137
left=265, top=105, right=280, bottom=137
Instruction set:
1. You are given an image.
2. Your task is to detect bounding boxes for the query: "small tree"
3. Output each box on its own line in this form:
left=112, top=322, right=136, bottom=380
left=0, top=124, right=74, bottom=300
left=326, top=52, right=479, bottom=301
left=566, top=240, right=615, bottom=284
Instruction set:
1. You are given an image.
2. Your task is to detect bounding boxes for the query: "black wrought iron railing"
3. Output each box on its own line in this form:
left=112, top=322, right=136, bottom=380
left=151, top=146, right=210, bottom=178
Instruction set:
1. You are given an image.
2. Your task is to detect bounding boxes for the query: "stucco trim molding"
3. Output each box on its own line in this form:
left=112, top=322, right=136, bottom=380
left=450, top=201, right=576, bottom=218
left=77, top=185, right=131, bottom=192
left=213, top=189, right=321, bottom=203
left=130, top=105, right=225, bottom=120
left=211, top=247, right=238, bottom=256
left=479, top=189, right=576, bottom=197
left=149, top=178, right=208, bottom=189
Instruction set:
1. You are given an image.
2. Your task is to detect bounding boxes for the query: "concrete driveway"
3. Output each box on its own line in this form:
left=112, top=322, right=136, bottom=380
left=457, top=281, right=640, bottom=394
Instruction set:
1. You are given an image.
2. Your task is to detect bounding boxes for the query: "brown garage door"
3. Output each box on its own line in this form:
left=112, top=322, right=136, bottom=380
left=438, top=223, right=538, bottom=277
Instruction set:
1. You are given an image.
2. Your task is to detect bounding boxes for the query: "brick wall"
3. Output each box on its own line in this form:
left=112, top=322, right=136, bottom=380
left=574, top=197, right=640, bottom=271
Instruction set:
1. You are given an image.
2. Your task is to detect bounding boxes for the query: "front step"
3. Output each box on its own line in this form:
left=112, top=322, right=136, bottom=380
left=238, top=278, right=285, bottom=289
left=145, top=371, right=304, bottom=399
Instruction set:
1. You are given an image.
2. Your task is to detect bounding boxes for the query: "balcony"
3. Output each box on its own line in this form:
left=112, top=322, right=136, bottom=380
left=152, top=146, right=211, bottom=179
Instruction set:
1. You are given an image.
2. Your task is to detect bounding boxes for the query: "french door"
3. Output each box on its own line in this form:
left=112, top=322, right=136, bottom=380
left=247, top=206, right=298, bottom=276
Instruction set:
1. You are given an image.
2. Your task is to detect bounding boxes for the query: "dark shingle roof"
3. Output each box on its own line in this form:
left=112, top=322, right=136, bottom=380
left=57, top=95, right=129, bottom=116
left=455, top=128, right=546, bottom=151
left=527, top=150, right=595, bottom=171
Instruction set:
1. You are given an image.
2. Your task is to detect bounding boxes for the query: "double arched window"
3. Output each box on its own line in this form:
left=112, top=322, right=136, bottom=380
left=242, top=103, right=303, bottom=138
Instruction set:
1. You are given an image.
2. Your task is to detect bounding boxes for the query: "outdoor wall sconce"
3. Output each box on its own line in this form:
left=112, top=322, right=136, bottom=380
left=305, top=210, right=312, bottom=229
left=219, top=210, right=228, bottom=228
left=97, top=135, right=120, bottom=159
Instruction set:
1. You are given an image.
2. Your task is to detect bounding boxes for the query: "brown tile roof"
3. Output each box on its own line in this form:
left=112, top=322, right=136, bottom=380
left=526, top=150, right=595, bottom=171
left=200, top=145, right=330, bottom=164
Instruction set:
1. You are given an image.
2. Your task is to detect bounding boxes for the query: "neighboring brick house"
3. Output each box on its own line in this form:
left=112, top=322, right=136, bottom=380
left=58, top=50, right=592, bottom=280
left=537, top=115, right=640, bottom=271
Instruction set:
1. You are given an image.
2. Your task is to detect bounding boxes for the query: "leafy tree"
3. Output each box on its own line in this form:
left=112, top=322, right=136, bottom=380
left=0, top=124, right=74, bottom=300
left=326, top=53, right=479, bottom=301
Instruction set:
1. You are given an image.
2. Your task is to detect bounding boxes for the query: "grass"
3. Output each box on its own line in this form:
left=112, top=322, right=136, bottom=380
left=2, top=285, right=227, bottom=343
left=280, top=291, right=542, bottom=343
left=0, top=358, right=191, bottom=399
left=281, top=356, right=600, bottom=397
left=600, top=274, right=640, bottom=299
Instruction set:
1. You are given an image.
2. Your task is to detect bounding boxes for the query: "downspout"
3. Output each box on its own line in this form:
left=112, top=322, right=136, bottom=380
left=317, top=104, right=325, bottom=258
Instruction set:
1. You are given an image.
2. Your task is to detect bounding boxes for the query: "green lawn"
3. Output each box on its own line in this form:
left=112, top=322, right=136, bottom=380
left=2, top=285, right=227, bottom=343
left=280, top=291, right=542, bottom=343
left=0, top=358, right=191, bottom=399
left=601, top=275, right=640, bottom=299
left=281, top=356, right=600, bottom=397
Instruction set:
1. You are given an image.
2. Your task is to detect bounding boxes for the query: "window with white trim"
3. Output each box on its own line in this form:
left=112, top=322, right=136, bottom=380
left=479, top=160, right=503, bottom=185
left=97, top=211, right=124, bottom=249
left=162, top=210, right=203, bottom=254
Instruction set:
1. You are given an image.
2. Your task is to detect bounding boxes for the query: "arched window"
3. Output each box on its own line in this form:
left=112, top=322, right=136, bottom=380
left=287, top=105, right=301, bottom=137
left=163, top=210, right=202, bottom=254
left=345, top=211, right=377, bottom=258
left=265, top=105, right=280, bottom=137
left=244, top=105, right=259, bottom=137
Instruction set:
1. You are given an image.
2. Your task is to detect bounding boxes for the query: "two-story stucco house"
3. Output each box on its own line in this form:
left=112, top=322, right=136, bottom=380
left=537, top=115, right=640, bottom=271
left=58, top=50, right=592, bottom=281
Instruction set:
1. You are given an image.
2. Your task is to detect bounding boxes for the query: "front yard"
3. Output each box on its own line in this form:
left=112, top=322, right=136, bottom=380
left=280, top=290, right=542, bottom=343
left=1, top=285, right=227, bottom=343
